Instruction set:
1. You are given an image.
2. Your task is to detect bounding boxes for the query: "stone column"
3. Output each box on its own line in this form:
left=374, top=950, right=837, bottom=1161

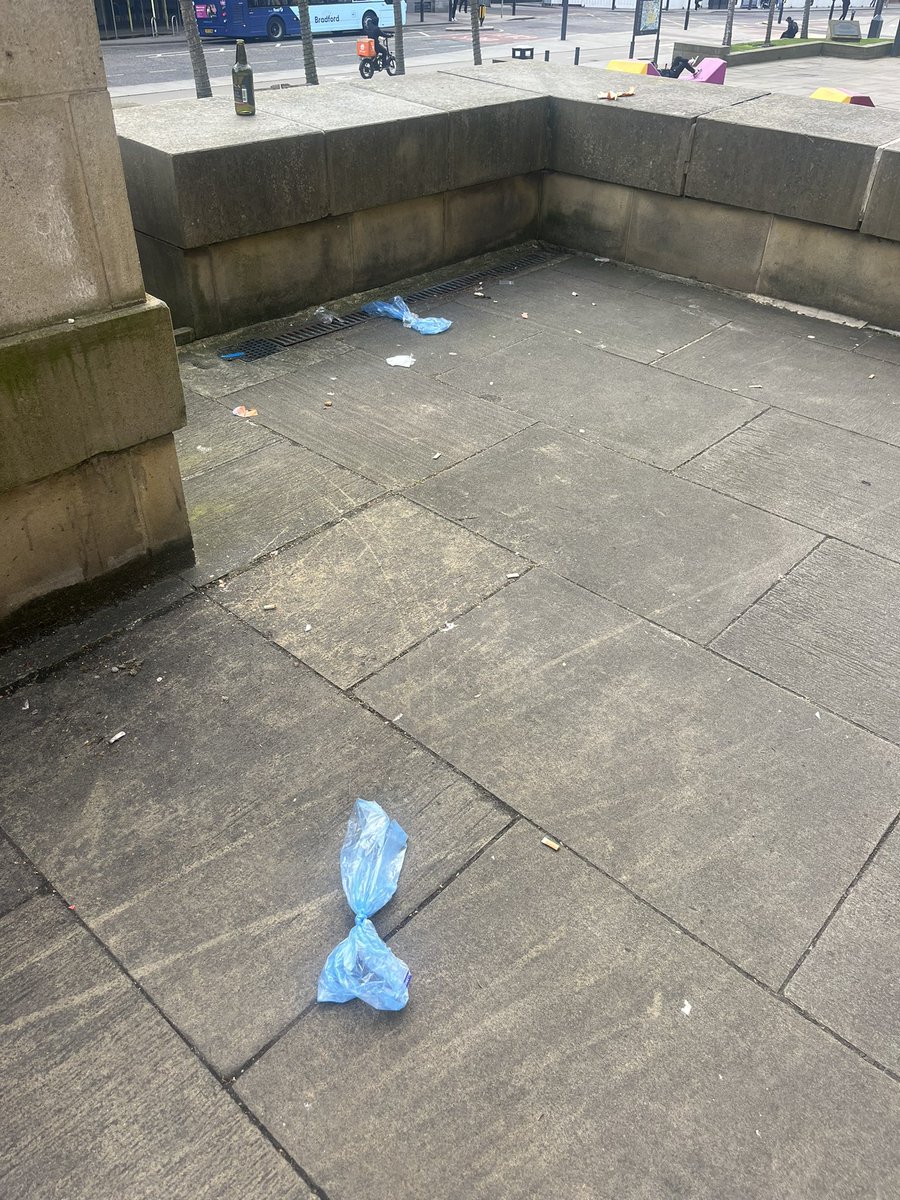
left=0, top=0, right=192, bottom=636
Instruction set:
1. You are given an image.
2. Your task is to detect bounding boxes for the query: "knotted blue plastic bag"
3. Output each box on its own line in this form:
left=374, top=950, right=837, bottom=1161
left=362, top=295, right=452, bottom=335
left=317, top=799, right=411, bottom=1011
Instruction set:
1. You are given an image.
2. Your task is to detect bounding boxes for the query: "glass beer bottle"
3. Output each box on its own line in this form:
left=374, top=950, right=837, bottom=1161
left=232, top=40, right=255, bottom=116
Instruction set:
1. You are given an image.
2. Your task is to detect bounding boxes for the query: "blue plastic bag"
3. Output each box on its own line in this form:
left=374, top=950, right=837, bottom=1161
left=362, top=295, right=452, bottom=336
left=317, top=799, right=411, bottom=1011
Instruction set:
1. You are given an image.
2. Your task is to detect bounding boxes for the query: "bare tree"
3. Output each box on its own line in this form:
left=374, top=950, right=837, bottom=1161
left=800, top=0, right=813, bottom=37
left=763, top=0, right=776, bottom=44
left=392, top=0, right=406, bottom=73
left=177, top=0, right=212, bottom=97
left=721, top=0, right=738, bottom=45
left=470, top=0, right=483, bottom=65
left=296, top=0, right=320, bottom=85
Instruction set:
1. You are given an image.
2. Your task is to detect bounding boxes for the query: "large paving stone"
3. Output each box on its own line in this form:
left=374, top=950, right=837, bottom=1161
left=175, top=391, right=277, bottom=481
left=223, top=497, right=523, bottom=688
left=0, top=835, right=40, bottom=917
left=410, top=424, right=818, bottom=643
left=356, top=570, right=899, bottom=983
left=438, top=330, right=762, bottom=469
left=453, top=265, right=725, bottom=364
left=562, top=263, right=873, bottom=352
left=0, top=600, right=507, bottom=1075
left=686, top=95, right=900, bottom=229
left=714, top=540, right=900, bottom=743
left=0, top=897, right=307, bottom=1200
left=786, top=832, right=900, bottom=1074
left=335, top=297, right=538, bottom=379
left=662, top=325, right=900, bottom=447
left=855, top=330, right=900, bottom=367
left=178, top=334, right=351, bottom=402
left=678, top=409, right=900, bottom=561
left=235, top=351, right=532, bottom=490
left=0, top=574, right=190, bottom=689
left=237, top=822, right=900, bottom=1200
left=183, top=439, right=382, bottom=583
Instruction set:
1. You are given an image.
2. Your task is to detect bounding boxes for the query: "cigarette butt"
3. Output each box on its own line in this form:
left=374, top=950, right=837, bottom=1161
left=541, top=836, right=561, bottom=851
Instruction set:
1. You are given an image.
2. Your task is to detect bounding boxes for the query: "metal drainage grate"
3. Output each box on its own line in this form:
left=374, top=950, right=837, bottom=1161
left=218, top=249, right=556, bottom=362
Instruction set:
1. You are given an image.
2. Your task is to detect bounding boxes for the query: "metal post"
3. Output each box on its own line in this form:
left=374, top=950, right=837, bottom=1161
left=684, top=0, right=691, bottom=29
left=512, top=0, right=516, bottom=12
left=561, top=0, right=569, bottom=40
left=828, top=0, right=836, bottom=18
left=653, top=16, right=662, bottom=62
left=574, top=44, right=580, bottom=62
left=544, top=47, right=550, bottom=59
left=778, top=0, right=784, bottom=22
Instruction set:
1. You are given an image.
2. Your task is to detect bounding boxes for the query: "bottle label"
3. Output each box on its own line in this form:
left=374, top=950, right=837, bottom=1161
left=241, top=85, right=248, bottom=102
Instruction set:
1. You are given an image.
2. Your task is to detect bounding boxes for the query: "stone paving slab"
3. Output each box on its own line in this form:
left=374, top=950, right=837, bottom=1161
left=714, top=540, right=900, bottom=742
left=0, top=574, right=191, bottom=689
left=0, top=897, right=308, bottom=1200
left=0, top=835, right=40, bottom=917
left=233, top=351, right=532, bottom=490
left=410, top=424, right=818, bottom=643
left=662, top=325, right=900, bottom=447
left=335, top=297, right=538, bottom=379
left=678, top=409, right=900, bottom=561
left=453, top=266, right=725, bottom=363
left=356, top=570, right=899, bottom=984
left=178, top=336, right=351, bottom=401
left=237, top=822, right=900, bottom=1200
left=0, top=599, right=507, bottom=1075
left=438, top=330, right=763, bottom=469
left=182, top=439, right=382, bottom=584
left=223, top=496, right=523, bottom=688
left=855, top=329, right=900, bottom=366
left=174, top=391, right=277, bottom=480
left=554, top=257, right=875, bottom=351
left=786, top=831, right=900, bottom=1075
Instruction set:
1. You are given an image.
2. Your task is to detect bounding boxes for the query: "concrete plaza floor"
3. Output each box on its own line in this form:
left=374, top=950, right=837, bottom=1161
left=3, top=252, right=900, bottom=1197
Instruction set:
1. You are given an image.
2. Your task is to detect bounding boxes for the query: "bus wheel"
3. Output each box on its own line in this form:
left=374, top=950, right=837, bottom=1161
left=267, top=15, right=286, bottom=39
left=362, top=10, right=378, bottom=34
left=359, top=57, right=375, bottom=78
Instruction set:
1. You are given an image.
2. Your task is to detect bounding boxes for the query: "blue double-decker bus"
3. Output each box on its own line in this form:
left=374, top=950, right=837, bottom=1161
left=194, top=1, right=405, bottom=39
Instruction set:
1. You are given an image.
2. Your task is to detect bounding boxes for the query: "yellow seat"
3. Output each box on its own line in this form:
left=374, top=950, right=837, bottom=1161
left=607, top=59, right=650, bottom=74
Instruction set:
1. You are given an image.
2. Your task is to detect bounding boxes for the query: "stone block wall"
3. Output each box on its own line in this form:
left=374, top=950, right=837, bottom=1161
left=116, top=61, right=900, bottom=338
left=1, top=0, right=192, bottom=635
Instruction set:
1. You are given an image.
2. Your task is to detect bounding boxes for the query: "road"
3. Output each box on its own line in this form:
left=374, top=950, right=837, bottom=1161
left=102, top=4, right=873, bottom=98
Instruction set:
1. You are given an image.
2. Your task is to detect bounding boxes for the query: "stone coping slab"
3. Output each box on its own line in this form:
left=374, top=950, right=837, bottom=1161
left=687, top=93, right=900, bottom=229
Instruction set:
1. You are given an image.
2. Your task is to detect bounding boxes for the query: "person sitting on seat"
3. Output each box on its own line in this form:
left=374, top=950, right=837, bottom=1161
left=659, top=55, right=696, bottom=78
left=781, top=16, right=799, bottom=36
left=367, top=15, right=391, bottom=66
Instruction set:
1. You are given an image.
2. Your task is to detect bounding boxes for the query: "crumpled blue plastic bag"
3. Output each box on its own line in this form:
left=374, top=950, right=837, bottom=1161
left=317, top=799, right=411, bottom=1011
left=362, top=295, right=452, bottom=335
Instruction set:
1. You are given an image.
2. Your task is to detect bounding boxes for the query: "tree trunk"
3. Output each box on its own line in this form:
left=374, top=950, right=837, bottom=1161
left=177, top=0, right=212, bottom=97
left=296, top=0, right=320, bottom=85
left=393, top=0, right=406, bottom=73
left=800, top=0, right=813, bottom=37
left=721, top=0, right=737, bottom=45
left=763, top=0, right=776, bottom=43
left=470, top=0, right=483, bottom=65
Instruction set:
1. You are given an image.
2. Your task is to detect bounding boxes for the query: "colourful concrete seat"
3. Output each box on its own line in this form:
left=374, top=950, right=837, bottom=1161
left=606, top=59, right=661, bottom=76
left=689, top=57, right=727, bottom=84
left=811, top=86, right=874, bottom=106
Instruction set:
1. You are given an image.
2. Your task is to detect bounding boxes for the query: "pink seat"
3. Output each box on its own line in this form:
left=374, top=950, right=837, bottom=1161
left=689, top=57, right=727, bottom=84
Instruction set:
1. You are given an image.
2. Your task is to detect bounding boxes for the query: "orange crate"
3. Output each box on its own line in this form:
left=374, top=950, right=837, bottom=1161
left=357, top=37, right=375, bottom=57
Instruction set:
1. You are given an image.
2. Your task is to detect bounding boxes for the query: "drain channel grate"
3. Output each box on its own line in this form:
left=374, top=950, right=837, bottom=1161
left=219, top=249, right=555, bottom=362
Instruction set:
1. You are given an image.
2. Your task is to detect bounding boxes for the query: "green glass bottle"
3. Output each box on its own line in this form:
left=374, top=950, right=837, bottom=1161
left=232, top=40, right=255, bottom=116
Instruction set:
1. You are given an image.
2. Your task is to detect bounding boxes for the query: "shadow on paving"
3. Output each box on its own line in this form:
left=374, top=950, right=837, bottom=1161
left=3, top=255, right=900, bottom=1199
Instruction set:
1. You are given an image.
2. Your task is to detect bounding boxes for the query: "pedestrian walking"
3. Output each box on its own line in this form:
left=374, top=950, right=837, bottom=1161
left=449, top=0, right=458, bottom=19
left=459, top=0, right=469, bottom=13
